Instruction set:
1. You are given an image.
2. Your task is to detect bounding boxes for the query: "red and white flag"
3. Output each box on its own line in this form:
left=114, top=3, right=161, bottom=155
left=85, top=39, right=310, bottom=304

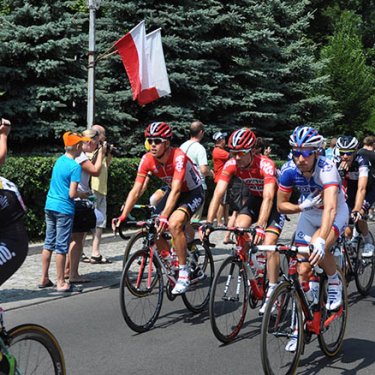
left=114, top=21, right=171, bottom=106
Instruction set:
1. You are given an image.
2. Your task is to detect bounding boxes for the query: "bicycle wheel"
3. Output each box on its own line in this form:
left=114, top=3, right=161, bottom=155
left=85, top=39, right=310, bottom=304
left=209, top=255, right=248, bottom=343
left=122, top=230, right=147, bottom=267
left=318, top=271, right=348, bottom=357
left=354, top=236, right=375, bottom=296
left=261, top=281, right=304, bottom=375
left=7, top=324, right=66, bottom=375
left=182, top=241, right=214, bottom=313
left=120, top=249, right=163, bottom=332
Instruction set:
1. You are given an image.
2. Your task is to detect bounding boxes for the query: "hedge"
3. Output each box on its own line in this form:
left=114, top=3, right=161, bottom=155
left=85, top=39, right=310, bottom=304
left=1, top=156, right=288, bottom=241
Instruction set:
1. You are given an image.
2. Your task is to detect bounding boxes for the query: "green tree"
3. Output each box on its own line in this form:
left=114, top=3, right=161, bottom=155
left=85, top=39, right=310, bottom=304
left=320, top=11, right=375, bottom=136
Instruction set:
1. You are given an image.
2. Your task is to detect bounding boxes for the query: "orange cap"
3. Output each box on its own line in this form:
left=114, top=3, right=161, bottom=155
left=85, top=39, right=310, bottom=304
left=63, top=132, right=91, bottom=147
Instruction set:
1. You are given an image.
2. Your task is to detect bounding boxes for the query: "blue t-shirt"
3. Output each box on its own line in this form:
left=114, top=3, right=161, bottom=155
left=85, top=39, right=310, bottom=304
left=45, top=155, right=81, bottom=215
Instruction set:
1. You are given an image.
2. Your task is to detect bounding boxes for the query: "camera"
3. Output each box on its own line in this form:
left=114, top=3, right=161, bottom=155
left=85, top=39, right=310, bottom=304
left=100, top=141, right=120, bottom=156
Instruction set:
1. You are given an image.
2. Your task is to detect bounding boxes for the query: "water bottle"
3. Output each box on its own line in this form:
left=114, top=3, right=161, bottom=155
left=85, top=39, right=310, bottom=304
left=333, top=245, right=343, bottom=270
left=302, top=281, right=313, bottom=304
left=309, top=275, right=320, bottom=306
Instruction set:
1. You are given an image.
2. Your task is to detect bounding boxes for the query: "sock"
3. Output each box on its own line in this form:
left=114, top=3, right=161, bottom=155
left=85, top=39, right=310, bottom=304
left=266, top=283, right=277, bottom=297
left=352, top=227, right=359, bottom=238
left=327, top=272, right=339, bottom=283
left=178, top=264, right=189, bottom=278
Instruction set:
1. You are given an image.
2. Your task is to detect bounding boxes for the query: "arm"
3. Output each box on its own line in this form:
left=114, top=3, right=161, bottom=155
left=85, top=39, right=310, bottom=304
left=200, top=164, right=214, bottom=178
left=277, top=189, right=300, bottom=214
left=81, top=147, right=105, bottom=177
left=0, top=120, right=11, bottom=166
left=353, top=176, right=367, bottom=212
left=318, top=185, right=338, bottom=241
left=118, top=181, right=145, bottom=221
left=206, top=179, right=229, bottom=223
left=257, top=182, right=276, bottom=228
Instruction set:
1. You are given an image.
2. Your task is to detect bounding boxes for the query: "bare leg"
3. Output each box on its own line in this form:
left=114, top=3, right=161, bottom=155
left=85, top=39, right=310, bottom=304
left=68, top=232, right=86, bottom=280
left=56, top=253, right=69, bottom=290
left=92, top=227, right=103, bottom=258
left=40, top=249, right=52, bottom=285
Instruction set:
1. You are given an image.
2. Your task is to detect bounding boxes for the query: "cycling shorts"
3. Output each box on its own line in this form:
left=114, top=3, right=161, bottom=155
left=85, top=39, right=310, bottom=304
left=154, top=186, right=204, bottom=218
left=294, top=204, right=349, bottom=245
left=238, top=195, right=285, bottom=236
left=0, top=220, right=28, bottom=286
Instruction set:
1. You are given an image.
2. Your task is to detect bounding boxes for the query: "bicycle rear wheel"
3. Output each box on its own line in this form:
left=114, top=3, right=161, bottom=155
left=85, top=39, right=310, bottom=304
left=182, top=240, right=214, bottom=313
left=7, top=324, right=66, bottom=375
left=354, top=236, right=375, bottom=296
left=120, top=249, right=163, bottom=332
left=122, top=230, right=147, bottom=267
left=209, top=255, right=248, bottom=343
left=318, top=271, right=348, bottom=357
left=261, top=281, right=304, bottom=375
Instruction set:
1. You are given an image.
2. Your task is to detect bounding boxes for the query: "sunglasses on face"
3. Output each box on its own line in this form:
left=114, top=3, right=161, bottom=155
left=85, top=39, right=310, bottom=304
left=338, top=149, right=355, bottom=156
left=230, top=149, right=252, bottom=157
left=147, top=138, right=166, bottom=145
left=292, top=149, right=316, bottom=158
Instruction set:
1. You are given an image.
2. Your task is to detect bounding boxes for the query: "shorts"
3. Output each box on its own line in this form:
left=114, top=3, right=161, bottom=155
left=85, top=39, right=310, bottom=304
left=0, top=220, right=28, bottom=286
left=72, top=201, right=96, bottom=233
left=238, top=195, right=285, bottom=236
left=294, top=204, right=349, bottom=245
left=44, top=210, right=74, bottom=254
left=94, top=191, right=107, bottom=228
left=154, top=186, right=205, bottom=219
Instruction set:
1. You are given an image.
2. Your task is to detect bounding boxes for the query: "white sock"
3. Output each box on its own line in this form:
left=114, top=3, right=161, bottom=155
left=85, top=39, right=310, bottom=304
left=327, top=272, right=339, bottom=283
left=266, top=283, right=277, bottom=297
left=178, top=265, right=189, bottom=278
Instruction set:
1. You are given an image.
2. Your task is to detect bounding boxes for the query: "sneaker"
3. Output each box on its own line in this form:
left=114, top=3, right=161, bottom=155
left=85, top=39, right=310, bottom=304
left=325, top=280, right=342, bottom=311
left=362, top=242, right=374, bottom=258
left=171, top=275, right=190, bottom=294
left=259, top=285, right=277, bottom=315
left=285, top=335, right=298, bottom=352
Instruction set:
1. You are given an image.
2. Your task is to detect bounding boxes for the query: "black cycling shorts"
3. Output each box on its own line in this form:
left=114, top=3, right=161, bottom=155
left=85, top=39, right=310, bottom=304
left=0, top=220, right=29, bottom=286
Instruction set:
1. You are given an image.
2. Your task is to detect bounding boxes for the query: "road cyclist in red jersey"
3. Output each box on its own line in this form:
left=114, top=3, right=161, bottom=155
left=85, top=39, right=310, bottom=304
left=201, top=127, right=285, bottom=314
left=113, top=122, right=204, bottom=294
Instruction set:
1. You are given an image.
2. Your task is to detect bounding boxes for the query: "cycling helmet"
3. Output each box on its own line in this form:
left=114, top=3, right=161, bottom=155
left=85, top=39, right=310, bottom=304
left=144, top=122, right=172, bottom=139
left=228, top=128, right=256, bottom=151
left=289, top=126, right=324, bottom=148
left=336, top=136, right=359, bottom=150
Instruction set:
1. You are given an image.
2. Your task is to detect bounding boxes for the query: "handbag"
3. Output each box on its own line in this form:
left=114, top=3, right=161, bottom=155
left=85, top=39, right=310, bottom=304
left=74, top=199, right=96, bottom=230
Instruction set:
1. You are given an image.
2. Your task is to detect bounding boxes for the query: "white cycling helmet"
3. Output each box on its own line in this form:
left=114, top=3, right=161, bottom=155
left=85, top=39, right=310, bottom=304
left=289, top=126, right=324, bottom=148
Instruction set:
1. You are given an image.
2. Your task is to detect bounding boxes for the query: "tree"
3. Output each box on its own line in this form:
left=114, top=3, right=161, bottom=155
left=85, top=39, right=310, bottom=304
left=320, top=11, right=375, bottom=136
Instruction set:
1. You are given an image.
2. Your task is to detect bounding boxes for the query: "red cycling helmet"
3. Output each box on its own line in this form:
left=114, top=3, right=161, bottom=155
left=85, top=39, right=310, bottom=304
left=228, top=128, right=256, bottom=151
left=144, top=122, right=172, bottom=139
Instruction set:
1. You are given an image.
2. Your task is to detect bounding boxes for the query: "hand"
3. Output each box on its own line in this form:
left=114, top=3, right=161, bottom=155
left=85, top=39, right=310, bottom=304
left=253, top=225, right=265, bottom=245
left=199, top=222, right=214, bottom=240
left=100, top=141, right=108, bottom=155
left=309, top=237, right=325, bottom=266
left=299, top=191, right=322, bottom=211
left=156, top=215, right=169, bottom=235
left=0, top=118, right=11, bottom=136
left=112, top=215, right=126, bottom=234
left=351, top=210, right=362, bottom=223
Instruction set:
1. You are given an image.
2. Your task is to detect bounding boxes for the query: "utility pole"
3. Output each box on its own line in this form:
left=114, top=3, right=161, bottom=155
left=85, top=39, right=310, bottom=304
left=87, top=0, right=101, bottom=128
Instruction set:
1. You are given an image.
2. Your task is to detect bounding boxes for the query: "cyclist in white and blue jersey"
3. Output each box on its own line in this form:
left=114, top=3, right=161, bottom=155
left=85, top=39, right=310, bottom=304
left=277, top=126, right=349, bottom=350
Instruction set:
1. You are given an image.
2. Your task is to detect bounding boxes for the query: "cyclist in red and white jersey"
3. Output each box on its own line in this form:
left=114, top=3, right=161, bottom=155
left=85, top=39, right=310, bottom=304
left=113, top=122, right=204, bottom=294
left=202, top=128, right=285, bottom=314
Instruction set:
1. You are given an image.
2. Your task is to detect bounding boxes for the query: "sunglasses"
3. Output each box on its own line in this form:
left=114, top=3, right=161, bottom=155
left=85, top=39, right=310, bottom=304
left=147, top=138, right=166, bottom=145
left=230, top=149, right=252, bottom=157
left=292, top=149, right=317, bottom=158
left=338, top=149, right=355, bottom=156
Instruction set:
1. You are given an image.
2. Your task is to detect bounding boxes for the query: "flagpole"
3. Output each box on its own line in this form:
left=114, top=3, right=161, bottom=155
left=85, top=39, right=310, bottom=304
left=87, top=0, right=101, bottom=128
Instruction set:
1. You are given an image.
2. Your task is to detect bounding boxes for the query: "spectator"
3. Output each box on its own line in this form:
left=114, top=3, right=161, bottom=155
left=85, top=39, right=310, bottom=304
left=325, top=137, right=337, bottom=160
left=39, top=132, right=90, bottom=292
left=180, top=120, right=213, bottom=221
left=212, top=131, right=229, bottom=226
left=65, top=129, right=106, bottom=283
left=87, top=124, right=113, bottom=264
left=255, top=137, right=272, bottom=157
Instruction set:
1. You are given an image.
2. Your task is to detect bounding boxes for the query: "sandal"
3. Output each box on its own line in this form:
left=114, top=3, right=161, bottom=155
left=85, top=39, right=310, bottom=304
left=90, top=255, right=112, bottom=264
left=81, top=253, right=91, bottom=263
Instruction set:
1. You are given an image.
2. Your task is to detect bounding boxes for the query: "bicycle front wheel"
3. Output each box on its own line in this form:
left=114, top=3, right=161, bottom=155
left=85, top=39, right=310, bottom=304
left=7, top=324, right=66, bottom=375
left=182, top=240, right=214, bottom=313
left=318, top=271, right=348, bottom=357
left=209, top=255, right=248, bottom=343
left=354, top=236, right=375, bottom=296
left=122, top=230, right=147, bottom=267
left=120, top=249, right=163, bottom=332
left=261, top=281, right=304, bottom=375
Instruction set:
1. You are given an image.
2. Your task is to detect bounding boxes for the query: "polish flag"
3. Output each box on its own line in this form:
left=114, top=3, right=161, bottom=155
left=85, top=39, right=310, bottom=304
left=114, top=21, right=171, bottom=105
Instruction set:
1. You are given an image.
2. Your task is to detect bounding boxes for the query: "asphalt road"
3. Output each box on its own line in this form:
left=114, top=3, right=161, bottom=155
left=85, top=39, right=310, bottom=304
left=4, top=264, right=375, bottom=375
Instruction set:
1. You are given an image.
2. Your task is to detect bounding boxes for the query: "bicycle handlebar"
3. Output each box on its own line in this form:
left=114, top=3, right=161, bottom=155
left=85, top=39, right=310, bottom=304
left=255, top=244, right=312, bottom=256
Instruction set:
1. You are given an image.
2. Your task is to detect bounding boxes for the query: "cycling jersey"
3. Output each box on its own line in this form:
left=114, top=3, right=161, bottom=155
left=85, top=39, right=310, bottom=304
left=136, top=148, right=202, bottom=192
left=279, top=156, right=347, bottom=209
left=219, top=154, right=277, bottom=197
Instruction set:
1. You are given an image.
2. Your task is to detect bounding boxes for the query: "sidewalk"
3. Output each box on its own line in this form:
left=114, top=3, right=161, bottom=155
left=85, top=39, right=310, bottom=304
left=1, top=219, right=298, bottom=311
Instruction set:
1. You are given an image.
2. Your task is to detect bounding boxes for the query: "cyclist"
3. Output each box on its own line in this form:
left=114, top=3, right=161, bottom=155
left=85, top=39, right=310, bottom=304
left=278, top=126, right=348, bottom=351
left=113, top=122, right=204, bottom=294
left=0, top=118, right=28, bottom=374
left=336, top=135, right=375, bottom=257
left=201, top=128, right=285, bottom=314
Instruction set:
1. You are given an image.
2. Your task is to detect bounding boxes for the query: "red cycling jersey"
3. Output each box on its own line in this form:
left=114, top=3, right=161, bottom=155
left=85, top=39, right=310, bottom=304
left=212, top=147, right=230, bottom=183
left=136, top=148, right=202, bottom=192
left=219, top=154, right=277, bottom=197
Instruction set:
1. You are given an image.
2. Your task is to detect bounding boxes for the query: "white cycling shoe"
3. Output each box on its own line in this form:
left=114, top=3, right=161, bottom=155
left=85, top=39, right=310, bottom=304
left=285, top=335, right=298, bottom=352
left=325, top=280, right=342, bottom=311
left=171, top=275, right=190, bottom=295
left=362, top=242, right=374, bottom=258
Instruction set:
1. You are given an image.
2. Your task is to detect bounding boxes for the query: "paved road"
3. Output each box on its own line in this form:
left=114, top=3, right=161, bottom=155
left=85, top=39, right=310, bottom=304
left=2, top=217, right=375, bottom=374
